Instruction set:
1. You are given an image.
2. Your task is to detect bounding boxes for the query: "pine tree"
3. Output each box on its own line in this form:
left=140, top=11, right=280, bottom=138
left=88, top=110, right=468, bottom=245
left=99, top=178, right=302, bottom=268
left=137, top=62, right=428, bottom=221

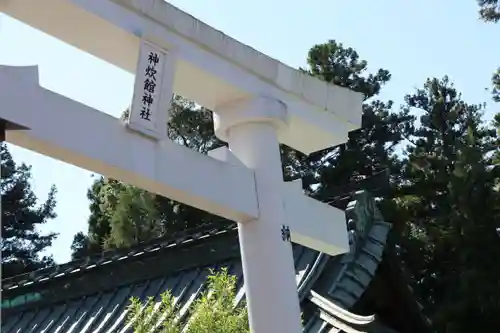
left=493, top=69, right=500, bottom=102
left=477, top=0, right=500, bottom=22
left=71, top=176, right=123, bottom=258
left=493, top=113, right=500, bottom=166
left=1, top=143, right=58, bottom=278
left=106, top=186, right=161, bottom=248
left=294, top=40, right=412, bottom=235
left=398, top=77, right=500, bottom=332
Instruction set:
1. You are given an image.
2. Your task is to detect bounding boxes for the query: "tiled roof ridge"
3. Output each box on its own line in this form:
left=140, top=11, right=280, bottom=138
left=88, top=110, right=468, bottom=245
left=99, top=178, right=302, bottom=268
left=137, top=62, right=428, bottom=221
left=326, top=191, right=392, bottom=308
left=1, top=222, right=236, bottom=291
left=301, top=192, right=394, bottom=332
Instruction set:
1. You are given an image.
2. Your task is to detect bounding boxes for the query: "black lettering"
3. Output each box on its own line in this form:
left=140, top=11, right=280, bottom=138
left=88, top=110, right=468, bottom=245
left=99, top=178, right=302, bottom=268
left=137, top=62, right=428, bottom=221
left=142, top=94, right=154, bottom=108
left=140, top=107, right=152, bottom=121
left=145, top=66, right=157, bottom=81
left=281, top=225, right=291, bottom=242
left=143, top=79, right=156, bottom=94
left=148, top=52, right=160, bottom=66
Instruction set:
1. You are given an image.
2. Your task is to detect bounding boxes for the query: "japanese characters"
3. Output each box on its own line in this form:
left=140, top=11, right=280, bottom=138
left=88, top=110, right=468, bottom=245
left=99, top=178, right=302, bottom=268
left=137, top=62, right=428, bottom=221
left=281, top=225, right=291, bottom=242
left=140, top=52, right=160, bottom=121
left=127, top=40, right=170, bottom=138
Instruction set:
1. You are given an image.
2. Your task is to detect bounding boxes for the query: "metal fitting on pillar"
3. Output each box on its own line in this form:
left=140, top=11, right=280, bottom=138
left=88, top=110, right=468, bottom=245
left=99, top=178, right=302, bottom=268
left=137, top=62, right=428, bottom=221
left=213, top=96, right=288, bottom=143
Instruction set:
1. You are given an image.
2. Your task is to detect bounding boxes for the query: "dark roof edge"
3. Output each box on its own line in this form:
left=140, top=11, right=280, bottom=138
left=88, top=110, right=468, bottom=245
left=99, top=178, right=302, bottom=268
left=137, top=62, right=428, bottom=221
left=2, top=222, right=236, bottom=292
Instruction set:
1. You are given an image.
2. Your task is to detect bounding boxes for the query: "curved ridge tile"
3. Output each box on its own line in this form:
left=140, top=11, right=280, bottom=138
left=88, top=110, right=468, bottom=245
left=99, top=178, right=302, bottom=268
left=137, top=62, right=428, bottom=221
left=307, top=294, right=377, bottom=332
left=327, top=191, right=392, bottom=309
left=309, top=290, right=375, bottom=326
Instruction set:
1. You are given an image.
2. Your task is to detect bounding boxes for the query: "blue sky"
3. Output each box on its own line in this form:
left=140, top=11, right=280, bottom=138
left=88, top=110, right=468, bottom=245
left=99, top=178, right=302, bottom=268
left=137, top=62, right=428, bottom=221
left=0, top=0, right=498, bottom=264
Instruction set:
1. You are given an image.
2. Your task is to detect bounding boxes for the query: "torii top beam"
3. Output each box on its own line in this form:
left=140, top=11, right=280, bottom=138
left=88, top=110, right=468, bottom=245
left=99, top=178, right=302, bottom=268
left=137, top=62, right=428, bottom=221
left=1, top=0, right=363, bottom=154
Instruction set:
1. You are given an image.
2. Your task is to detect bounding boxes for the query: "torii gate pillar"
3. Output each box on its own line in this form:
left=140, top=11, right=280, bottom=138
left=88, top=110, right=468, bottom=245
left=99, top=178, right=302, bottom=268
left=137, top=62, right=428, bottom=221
left=214, top=96, right=302, bottom=333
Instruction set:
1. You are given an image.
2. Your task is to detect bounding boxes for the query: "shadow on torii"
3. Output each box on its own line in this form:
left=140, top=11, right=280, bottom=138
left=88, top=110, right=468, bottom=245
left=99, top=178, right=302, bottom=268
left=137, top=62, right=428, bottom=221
left=0, top=1, right=364, bottom=332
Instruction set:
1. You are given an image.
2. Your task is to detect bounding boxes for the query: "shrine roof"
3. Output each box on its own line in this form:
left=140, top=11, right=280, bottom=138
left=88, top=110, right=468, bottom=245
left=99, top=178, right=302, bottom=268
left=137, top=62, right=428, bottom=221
left=1, top=191, right=423, bottom=333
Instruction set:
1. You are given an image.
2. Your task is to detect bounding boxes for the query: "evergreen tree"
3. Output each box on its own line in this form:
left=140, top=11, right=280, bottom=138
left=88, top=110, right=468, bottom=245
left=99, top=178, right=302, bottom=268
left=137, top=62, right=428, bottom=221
left=106, top=185, right=161, bottom=249
left=493, top=113, right=500, bottom=166
left=70, top=176, right=121, bottom=258
left=493, top=69, right=500, bottom=102
left=476, top=0, right=500, bottom=104
left=293, top=41, right=413, bottom=238
left=1, top=143, right=58, bottom=278
left=300, top=40, right=407, bottom=193
left=477, top=0, right=500, bottom=22
left=397, top=77, right=500, bottom=332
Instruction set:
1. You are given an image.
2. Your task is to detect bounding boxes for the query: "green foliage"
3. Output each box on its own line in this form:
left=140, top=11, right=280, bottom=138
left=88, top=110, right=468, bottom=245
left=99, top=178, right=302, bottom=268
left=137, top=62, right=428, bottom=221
left=70, top=177, right=124, bottom=258
left=282, top=40, right=407, bottom=195
left=492, top=68, right=500, bottom=102
left=299, top=40, right=500, bottom=333
left=305, top=40, right=400, bottom=183
left=396, top=77, right=500, bottom=332
left=477, top=0, right=500, bottom=22
left=297, top=40, right=411, bottom=237
left=127, top=268, right=249, bottom=333
left=305, top=40, right=390, bottom=99
left=493, top=112, right=500, bottom=166
left=1, top=143, right=58, bottom=277
left=106, top=185, right=161, bottom=248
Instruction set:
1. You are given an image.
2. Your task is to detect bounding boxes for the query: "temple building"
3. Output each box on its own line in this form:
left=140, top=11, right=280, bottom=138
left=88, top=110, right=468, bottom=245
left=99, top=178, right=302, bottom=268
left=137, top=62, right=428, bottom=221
left=1, top=191, right=430, bottom=333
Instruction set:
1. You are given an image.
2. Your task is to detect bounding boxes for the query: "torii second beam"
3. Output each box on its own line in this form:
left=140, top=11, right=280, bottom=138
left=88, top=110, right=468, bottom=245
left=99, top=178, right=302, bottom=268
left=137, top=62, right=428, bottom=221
left=0, top=65, right=258, bottom=224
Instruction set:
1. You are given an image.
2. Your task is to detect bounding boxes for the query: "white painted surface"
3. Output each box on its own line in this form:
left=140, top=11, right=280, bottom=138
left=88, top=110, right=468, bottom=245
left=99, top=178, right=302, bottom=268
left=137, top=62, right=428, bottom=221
left=215, top=96, right=303, bottom=333
left=128, top=40, right=173, bottom=139
left=0, top=65, right=258, bottom=223
left=282, top=181, right=349, bottom=256
left=208, top=146, right=349, bottom=257
left=0, top=1, right=364, bottom=331
left=0, top=0, right=363, bottom=154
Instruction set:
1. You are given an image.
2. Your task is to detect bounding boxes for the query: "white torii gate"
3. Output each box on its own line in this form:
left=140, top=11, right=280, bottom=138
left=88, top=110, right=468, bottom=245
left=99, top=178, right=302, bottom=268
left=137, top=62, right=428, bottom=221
left=0, top=1, right=363, bottom=332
